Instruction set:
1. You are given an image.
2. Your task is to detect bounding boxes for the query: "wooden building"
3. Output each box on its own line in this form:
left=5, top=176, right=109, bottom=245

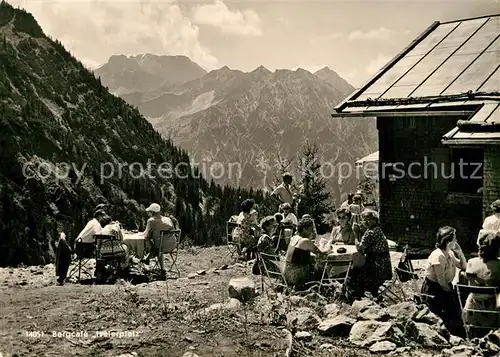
left=332, top=14, right=500, bottom=249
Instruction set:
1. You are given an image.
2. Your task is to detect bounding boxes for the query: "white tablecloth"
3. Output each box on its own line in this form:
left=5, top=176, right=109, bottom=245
left=123, top=233, right=145, bottom=259
left=313, top=245, right=362, bottom=277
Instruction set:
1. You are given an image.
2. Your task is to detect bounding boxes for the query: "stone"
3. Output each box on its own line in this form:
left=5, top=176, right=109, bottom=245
left=349, top=321, right=404, bottom=347
left=387, top=302, right=419, bottom=321
left=359, top=307, right=390, bottom=321
left=413, top=305, right=441, bottom=325
left=414, top=322, right=449, bottom=348
left=294, top=331, right=312, bottom=341
left=449, top=335, right=464, bottom=346
left=182, top=353, right=199, bottom=357
left=369, top=340, right=397, bottom=353
left=187, top=273, right=197, bottom=279
left=286, top=307, right=321, bottom=331
left=228, top=277, right=256, bottom=302
left=350, top=298, right=380, bottom=317
left=319, top=343, right=334, bottom=350
left=442, top=345, right=475, bottom=357
left=323, top=303, right=342, bottom=317
left=196, top=270, right=206, bottom=275
left=317, top=315, right=356, bottom=337
left=225, top=298, right=242, bottom=311
left=388, top=347, right=412, bottom=356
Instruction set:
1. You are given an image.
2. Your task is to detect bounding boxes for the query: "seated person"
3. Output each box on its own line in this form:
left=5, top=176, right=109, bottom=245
left=302, top=214, right=317, bottom=241
left=233, top=199, right=260, bottom=260
left=283, top=217, right=323, bottom=290
left=142, top=203, right=175, bottom=280
left=281, top=203, right=298, bottom=227
left=318, top=208, right=355, bottom=252
left=482, top=200, right=500, bottom=234
left=99, top=216, right=130, bottom=264
left=420, top=226, right=466, bottom=337
left=257, top=216, right=279, bottom=254
left=75, top=209, right=106, bottom=247
left=463, top=230, right=500, bottom=337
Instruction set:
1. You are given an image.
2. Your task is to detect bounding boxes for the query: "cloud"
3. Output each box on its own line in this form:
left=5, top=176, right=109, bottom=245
left=348, top=27, right=393, bottom=41
left=191, top=0, right=262, bottom=36
left=9, top=0, right=218, bottom=70
left=366, top=53, right=392, bottom=75
left=310, top=32, right=343, bottom=45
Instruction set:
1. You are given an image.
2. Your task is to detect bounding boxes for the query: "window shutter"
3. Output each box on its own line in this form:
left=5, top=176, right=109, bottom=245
left=430, top=148, right=450, bottom=192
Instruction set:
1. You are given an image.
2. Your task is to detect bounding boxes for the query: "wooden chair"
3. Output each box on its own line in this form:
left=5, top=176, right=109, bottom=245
left=456, top=284, right=500, bottom=340
left=151, top=229, right=181, bottom=279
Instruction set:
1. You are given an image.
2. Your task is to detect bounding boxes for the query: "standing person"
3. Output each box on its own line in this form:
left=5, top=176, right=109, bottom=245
left=55, top=232, right=72, bottom=285
left=421, top=226, right=467, bottom=337
left=340, top=193, right=354, bottom=209
left=272, top=172, right=299, bottom=213
left=233, top=199, right=260, bottom=260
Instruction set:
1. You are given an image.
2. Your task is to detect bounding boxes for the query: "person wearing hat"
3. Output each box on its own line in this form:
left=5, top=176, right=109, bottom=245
left=482, top=199, right=500, bottom=233
left=76, top=209, right=107, bottom=244
left=142, top=203, right=175, bottom=279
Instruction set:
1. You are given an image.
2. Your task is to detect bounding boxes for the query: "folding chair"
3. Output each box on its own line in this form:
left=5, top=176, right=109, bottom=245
left=68, top=239, right=95, bottom=282
left=456, top=284, right=500, bottom=340
left=94, top=234, right=127, bottom=282
left=316, top=258, right=353, bottom=297
left=275, top=223, right=294, bottom=252
left=224, top=220, right=241, bottom=260
left=258, top=252, right=289, bottom=293
left=151, top=229, right=181, bottom=279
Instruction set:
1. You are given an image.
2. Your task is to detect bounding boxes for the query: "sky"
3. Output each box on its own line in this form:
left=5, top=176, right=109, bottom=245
left=10, top=0, right=500, bottom=87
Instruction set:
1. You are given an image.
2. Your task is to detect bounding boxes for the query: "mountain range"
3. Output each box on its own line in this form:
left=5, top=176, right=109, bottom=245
left=95, top=56, right=378, bottom=200
left=0, top=2, right=272, bottom=266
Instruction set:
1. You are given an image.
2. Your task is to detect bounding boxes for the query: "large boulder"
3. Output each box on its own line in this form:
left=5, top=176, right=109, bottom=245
left=228, top=277, right=256, bottom=302
left=387, top=302, right=419, bottom=321
left=413, top=322, right=449, bottom=348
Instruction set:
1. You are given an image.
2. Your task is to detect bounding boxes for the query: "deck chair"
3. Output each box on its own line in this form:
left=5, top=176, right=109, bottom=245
left=151, top=229, right=181, bottom=279
left=68, top=239, right=95, bottom=282
left=456, top=284, right=500, bottom=340
left=258, top=252, right=288, bottom=293
left=94, top=234, right=127, bottom=282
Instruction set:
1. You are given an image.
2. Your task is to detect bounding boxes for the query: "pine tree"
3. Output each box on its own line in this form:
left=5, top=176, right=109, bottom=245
left=297, top=142, right=335, bottom=234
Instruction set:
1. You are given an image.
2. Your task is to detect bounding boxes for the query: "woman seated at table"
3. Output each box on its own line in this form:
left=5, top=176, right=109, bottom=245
left=257, top=216, right=279, bottom=255
left=318, top=208, right=355, bottom=253
left=283, top=217, right=322, bottom=290
left=463, top=229, right=500, bottom=337
left=99, top=216, right=130, bottom=264
left=420, top=226, right=466, bottom=337
left=350, top=209, right=392, bottom=298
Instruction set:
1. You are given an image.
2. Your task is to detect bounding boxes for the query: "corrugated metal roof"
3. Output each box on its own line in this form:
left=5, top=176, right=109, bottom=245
left=334, top=14, right=500, bottom=114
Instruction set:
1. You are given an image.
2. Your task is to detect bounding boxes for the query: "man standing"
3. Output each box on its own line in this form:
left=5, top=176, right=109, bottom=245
left=272, top=172, right=299, bottom=213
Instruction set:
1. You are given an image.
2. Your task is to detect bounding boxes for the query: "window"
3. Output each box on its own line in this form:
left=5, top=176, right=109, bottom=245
left=449, top=148, right=483, bottom=194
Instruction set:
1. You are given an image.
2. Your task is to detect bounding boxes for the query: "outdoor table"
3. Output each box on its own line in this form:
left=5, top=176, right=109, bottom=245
left=313, top=244, right=363, bottom=277
left=123, top=232, right=145, bottom=259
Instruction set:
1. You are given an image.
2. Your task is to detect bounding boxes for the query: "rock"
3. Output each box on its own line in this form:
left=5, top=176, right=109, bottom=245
left=388, top=347, right=412, bottom=356
left=286, top=307, right=321, bottom=331
left=319, top=343, right=334, bottom=350
left=294, top=331, right=312, bottom=341
left=349, top=321, right=404, bottom=347
left=187, top=273, right=197, bottom=279
left=442, top=345, right=475, bottom=357
left=196, top=270, right=206, bottom=275
left=219, top=265, right=229, bottom=270
left=413, top=305, right=441, bottom=325
left=350, top=298, right=380, bottom=317
left=317, top=316, right=356, bottom=337
left=225, top=298, right=242, bottom=311
left=414, top=322, right=448, bottom=348
left=369, top=341, right=397, bottom=353
left=449, top=335, right=464, bottom=346
left=359, top=307, right=390, bottom=321
left=228, top=277, right=256, bottom=302
left=182, top=353, right=199, bottom=357
left=324, top=303, right=342, bottom=317
left=387, top=302, right=419, bottom=321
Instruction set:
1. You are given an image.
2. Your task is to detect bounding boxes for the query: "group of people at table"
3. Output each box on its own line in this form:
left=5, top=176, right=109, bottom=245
left=232, top=172, right=500, bottom=338
left=55, top=202, right=179, bottom=283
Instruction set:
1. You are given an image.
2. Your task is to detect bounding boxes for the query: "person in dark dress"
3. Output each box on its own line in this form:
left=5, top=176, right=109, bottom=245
left=55, top=232, right=72, bottom=285
left=351, top=209, right=392, bottom=298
